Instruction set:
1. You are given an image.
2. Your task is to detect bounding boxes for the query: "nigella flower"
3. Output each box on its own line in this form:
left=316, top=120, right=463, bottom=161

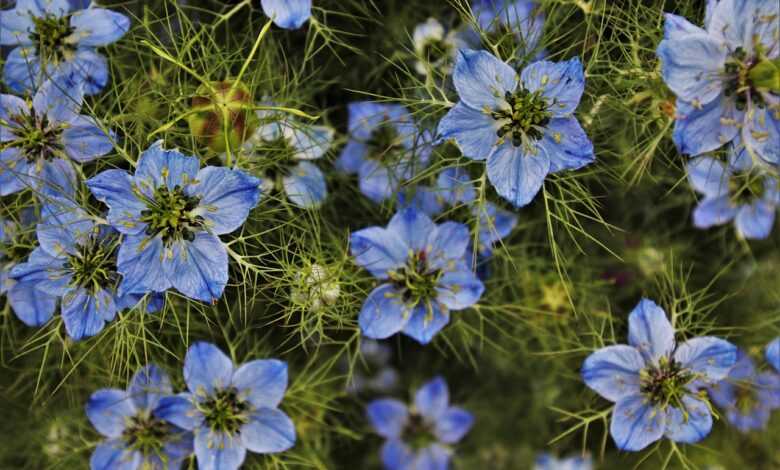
left=367, top=376, right=474, bottom=470
left=438, top=49, right=594, bottom=207
left=412, top=18, right=464, bottom=76
left=345, top=339, right=399, bottom=395
left=243, top=113, right=334, bottom=208
left=470, top=0, right=545, bottom=58
left=0, top=77, right=113, bottom=196
left=0, top=0, right=130, bottom=94
left=260, top=0, right=311, bottom=30
left=707, top=349, right=780, bottom=433
left=86, top=365, right=192, bottom=470
left=534, top=453, right=592, bottom=470
left=336, top=102, right=432, bottom=203
left=155, top=342, right=296, bottom=470
left=656, top=1, right=779, bottom=164
left=581, top=298, right=737, bottom=451
left=86, top=140, right=262, bottom=303
left=767, top=338, right=780, bottom=372
left=686, top=141, right=778, bottom=240
left=350, top=207, right=485, bottom=344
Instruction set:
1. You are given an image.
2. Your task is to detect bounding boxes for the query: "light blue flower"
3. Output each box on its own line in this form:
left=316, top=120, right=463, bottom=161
left=534, top=453, right=593, bottom=470
left=350, top=207, right=485, bottom=344
left=1, top=77, right=113, bottom=196
left=767, top=338, right=780, bottom=373
left=438, top=49, right=594, bottom=207
left=155, top=342, right=296, bottom=470
left=367, top=376, right=474, bottom=470
left=686, top=142, right=779, bottom=240
left=581, top=298, right=737, bottom=451
left=87, top=140, right=262, bottom=303
left=1, top=0, right=130, bottom=94
left=336, top=102, right=432, bottom=203
left=261, top=0, right=311, bottom=30
left=470, top=0, right=546, bottom=58
left=657, top=1, right=779, bottom=164
left=86, top=364, right=193, bottom=470
left=707, top=349, right=780, bottom=433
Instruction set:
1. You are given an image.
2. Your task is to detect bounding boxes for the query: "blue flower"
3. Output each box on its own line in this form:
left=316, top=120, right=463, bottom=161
left=767, top=338, right=780, bottom=373
left=470, top=0, right=546, bottom=58
left=367, top=376, right=474, bottom=470
left=686, top=142, right=778, bottom=240
left=86, top=364, right=193, bottom=470
left=581, top=298, right=737, bottom=451
left=350, top=207, right=485, bottom=344
left=336, top=102, right=432, bottom=203
left=707, top=349, right=780, bottom=433
left=438, top=49, right=594, bottom=207
left=260, top=0, right=311, bottom=30
left=534, top=453, right=592, bottom=470
left=155, top=342, right=296, bottom=470
left=657, top=1, right=779, bottom=164
left=1, top=77, right=113, bottom=196
left=86, top=140, right=262, bottom=303
left=0, top=0, right=130, bottom=94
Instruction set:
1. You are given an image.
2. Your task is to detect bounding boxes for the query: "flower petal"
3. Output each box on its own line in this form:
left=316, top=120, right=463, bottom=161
left=674, top=336, right=737, bottom=384
left=486, top=142, right=551, bottom=208
left=184, top=341, right=234, bottom=395
left=627, top=298, right=675, bottom=365
left=61, top=115, right=114, bottom=162
left=435, top=269, right=484, bottom=310
left=90, top=440, right=142, bottom=470
left=735, top=200, right=775, bottom=240
left=581, top=345, right=644, bottom=402
left=260, top=0, right=312, bottom=29
left=664, top=395, right=713, bottom=443
left=64, top=48, right=109, bottom=95
left=359, top=284, right=410, bottom=340
left=541, top=117, right=594, bottom=172
left=282, top=161, right=327, bottom=208
left=61, top=287, right=116, bottom=340
left=743, top=107, right=780, bottom=166
left=693, top=195, right=737, bottom=229
left=117, top=234, right=171, bottom=295
left=32, top=74, right=84, bottom=123
left=366, top=398, right=409, bottom=438
left=232, top=359, right=288, bottom=409
left=168, top=232, right=229, bottom=303
left=135, top=140, right=200, bottom=193
left=2, top=46, right=40, bottom=93
left=7, top=281, right=57, bottom=327
left=686, top=156, right=729, bottom=198
left=402, top=301, right=450, bottom=345
left=387, top=207, right=436, bottom=252
left=68, top=8, right=130, bottom=47
left=350, top=227, right=408, bottom=279
left=453, top=49, right=518, bottom=110
left=128, top=364, right=172, bottom=412
left=415, top=376, right=449, bottom=421
left=0, top=8, right=34, bottom=45
left=0, top=147, right=34, bottom=196
left=767, top=338, right=780, bottom=373
left=240, top=407, right=296, bottom=453
left=381, top=439, right=413, bottom=469
left=335, top=139, right=367, bottom=174
left=610, top=394, right=666, bottom=452
left=86, top=389, right=136, bottom=438
left=657, top=35, right=726, bottom=105
left=413, top=443, right=452, bottom=470
left=521, top=58, right=585, bottom=117
left=437, top=102, right=499, bottom=161
left=194, top=430, right=246, bottom=470
left=188, top=166, right=261, bottom=235
left=434, top=406, right=474, bottom=444
left=673, top=95, right=741, bottom=157
left=155, top=394, right=202, bottom=431
left=287, top=123, right=333, bottom=160
left=663, top=13, right=706, bottom=40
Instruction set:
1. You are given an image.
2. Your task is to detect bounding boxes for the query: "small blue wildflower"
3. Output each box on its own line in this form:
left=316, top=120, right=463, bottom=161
left=261, top=0, right=311, bottom=30
left=336, top=102, right=432, bottom=203
left=438, top=49, right=594, bottom=207
left=686, top=142, right=778, bottom=240
left=767, top=338, right=780, bottom=373
left=0, top=0, right=130, bottom=94
left=86, top=140, right=262, bottom=303
left=534, top=453, right=593, bottom=470
left=707, top=349, right=780, bottom=433
left=470, top=0, right=546, bottom=58
left=346, top=339, right=400, bottom=395
left=86, top=364, right=193, bottom=470
left=657, top=1, right=779, bottom=163
left=412, top=18, right=465, bottom=76
left=155, top=342, right=296, bottom=470
left=581, top=298, right=737, bottom=451
left=350, top=207, right=485, bottom=344
left=367, top=376, right=474, bottom=470
left=1, top=77, right=113, bottom=196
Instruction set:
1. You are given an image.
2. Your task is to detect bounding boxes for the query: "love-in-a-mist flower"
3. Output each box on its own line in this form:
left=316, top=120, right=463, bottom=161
left=346, top=339, right=399, bottom=395
left=86, top=365, right=192, bottom=470
left=244, top=113, right=334, bottom=208
left=686, top=142, right=778, bottom=240
left=0, top=0, right=130, bottom=94
left=261, top=0, right=311, bottom=29
left=657, top=1, right=779, bottom=163
left=438, top=49, right=594, bottom=207
left=155, top=342, right=296, bottom=470
left=534, top=453, right=592, bottom=470
left=767, top=338, right=780, bottom=372
left=367, top=376, right=474, bottom=470
left=581, top=298, right=737, bottom=451
left=350, top=207, right=485, bottom=344
left=707, top=349, right=780, bottom=433
left=1, top=77, right=113, bottom=196
left=412, top=18, right=464, bottom=76
left=336, top=102, right=432, bottom=203
left=86, top=140, right=261, bottom=303
left=470, top=0, right=545, bottom=58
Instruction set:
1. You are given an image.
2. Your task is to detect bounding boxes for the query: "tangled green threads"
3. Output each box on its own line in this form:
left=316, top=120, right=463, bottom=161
left=65, top=234, right=119, bottom=294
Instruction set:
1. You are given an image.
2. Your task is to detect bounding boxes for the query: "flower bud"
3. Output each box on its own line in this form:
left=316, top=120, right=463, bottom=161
left=187, top=81, right=258, bottom=153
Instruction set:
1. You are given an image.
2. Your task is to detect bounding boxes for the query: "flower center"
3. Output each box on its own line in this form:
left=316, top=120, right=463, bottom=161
left=366, top=124, right=406, bottom=164
left=728, top=170, right=766, bottom=205
left=122, top=410, right=173, bottom=456
left=388, top=250, right=442, bottom=307
left=4, top=109, right=65, bottom=163
left=200, top=387, right=251, bottom=434
left=723, top=47, right=772, bottom=110
left=30, top=15, right=75, bottom=65
left=639, top=356, right=694, bottom=408
left=64, top=232, right=119, bottom=294
left=139, top=185, right=204, bottom=243
left=492, top=89, right=551, bottom=146
left=733, top=383, right=760, bottom=415
left=401, top=412, right=437, bottom=451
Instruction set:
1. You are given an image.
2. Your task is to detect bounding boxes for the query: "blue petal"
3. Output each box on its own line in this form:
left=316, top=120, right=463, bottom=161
left=502, top=0, right=545, bottom=54
left=413, top=443, right=451, bottom=470
left=657, top=35, right=726, bottom=105
left=261, top=0, right=312, bottom=29
left=414, top=376, right=449, bottom=420
left=346, top=101, right=387, bottom=141
left=398, top=185, right=445, bottom=217
left=10, top=247, right=69, bottom=295
left=232, top=359, right=288, bottom=409
left=64, top=48, right=109, bottom=95
left=61, top=115, right=114, bottom=162
left=452, top=49, right=518, bottom=110
left=335, top=139, right=367, bottom=174
left=673, top=336, right=737, bottom=384
left=693, top=196, right=737, bottom=228
left=673, top=96, right=741, bottom=156
left=434, top=406, right=473, bottom=444
left=387, top=207, right=436, bottom=252
left=86, top=388, right=136, bottom=438
left=686, top=157, right=729, bottom=198
left=188, top=166, right=261, bottom=234
left=33, top=0, right=71, bottom=17
left=38, top=157, right=79, bottom=201
left=663, top=13, right=706, bottom=40
left=286, top=124, right=333, bottom=160
left=0, top=7, right=34, bottom=45
left=664, top=396, right=713, bottom=444
left=0, top=94, right=27, bottom=141
left=486, top=142, right=550, bottom=208
left=7, top=280, right=57, bottom=326
left=767, top=338, right=780, bottom=373
left=627, top=298, right=675, bottom=365
left=350, top=227, right=408, bottom=279
left=542, top=117, right=594, bottom=172
left=474, top=202, right=517, bottom=250
left=359, top=284, right=410, bottom=340
left=37, top=198, right=94, bottom=257
left=32, top=74, right=84, bottom=123
left=135, top=140, right=200, bottom=193
left=155, top=394, right=202, bottom=431
left=707, top=0, right=762, bottom=48
left=435, top=269, right=484, bottom=310
left=194, top=430, right=246, bottom=470
left=129, top=364, right=172, bottom=412
left=2, top=46, right=40, bottom=93
left=68, top=8, right=130, bottom=47
left=90, top=440, right=142, bottom=470
left=437, top=102, right=498, bottom=161
left=581, top=345, right=644, bottom=402
left=402, top=301, right=450, bottom=345
left=87, top=169, right=147, bottom=235
left=62, top=287, right=116, bottom=340
left=521, top=58, right=585, bottom=117
left=366, top=398, right=409, bottom=438
left=184, top=341, right=234, bottom=396
left=609, top=394, right=665, bottom=452
left=381, top=439, right=413, bottom=470
left=282, top=161, right=327, bottom=208
left=117, top=234, right=171, bottom=295
left=167, top=232, right=228, bottom=302
left=357, top=158, right=394, bottom=203
left=436, top=167, right=477, bottom=205
left=743, top=107, right=780, bottom=166
left=240, top=408, right=296, bottom=453
left=735, top=200, right=775, bottom=240
left=0, top=147, right=35, bottom=196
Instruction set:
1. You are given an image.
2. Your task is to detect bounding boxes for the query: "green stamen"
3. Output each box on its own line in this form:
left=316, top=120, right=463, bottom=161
left=199, top=387, right=251, bottom=434
left=492, top=89, right=551, bottom=146
left=122, top=411, right=173, bottom=456
left=139, top=185, right=204, bottom=244
left=388, top=250, right=442, bottom=310
left=30, top=15, right=75, bottom=65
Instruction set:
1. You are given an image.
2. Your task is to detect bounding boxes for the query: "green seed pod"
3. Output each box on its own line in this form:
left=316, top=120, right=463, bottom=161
left=748, top=58, right=780, bottom=93
left=187, top=81, right=258, bottom=153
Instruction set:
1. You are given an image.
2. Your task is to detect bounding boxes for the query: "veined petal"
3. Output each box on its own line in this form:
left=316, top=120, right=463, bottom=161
left=64, top=48, right=109, bottom=95
left=282, top=161, right=327, bottom=208
left=425, top=221, right=470, bottom=271
left=155, top=394, right=202, bottom=431
left=287, top=123, right=333, bottom=160
left=136, top=140, right=200, bottom=192
left=357, top=159, right=394, bottom=203
left=664, top=395, right=713, bottom=443
left=674, top=336, right=737, bottom=384
left=232, top=359, right=288, bottom=409
left=167, top=232, right=228, bottom=303
left=663, top=13, right=707, bottom=40
left=401, top=301, right=450, bottom=345
left=693, top=195, right=737, bottom=228
left=0, top=147, right=35, bottom=196
left=184, top=341, right=234, bottom=396
left=61, top=115, right=114, bottom=162
left=350, top=227, right=408, bottom=279
left=117, top=234, right=171, bottom=295
left=194, top=430, right=246, bottom=470
left=86, top=388, right=136, bottom=439
left=453, top=49, right=518, bottom=110
left=128, top=364, right=172, bottom=412
left=260, top=0, right=312, bottom=29
left=189, top=166, right=261, bottom=235
left=3, top=46, right=41, bottom=94
left=68, top=8, right=130, bottom=47
left=90, top=440, right=142, bottom=470
left=627, top=298, right=675, bottom=365
left=486, top=142, right=551, bottom=208
left=87, top=170, right=147, bottom=235
left=521, top=58, right=585, bottom=117
left=657, top=35, right=727, bottom=105
left=387, top=207, right=436, bottom=252
left=743, top=106, right=780, bottom=166
left=358, top=284, right=410, bottom=340
left=610, top=395, right=666, bottom=452
left=32, top=74, right=84, bottom=123
left=686, top=157, right=729, bottom=197
left=7, top=280, right=57, bottom=327
left=61, top=287, right=116, bottom=340
left=436, top=167, right=477, bottom=205
left=366, top=398, right=409, bottom=438
left=435, top=269, right=484, bottom=310
left=541, top=117, right=594, bottom=172
left=240, top=407, right=296, bottom=453
left=0, top=8, right=34, bottom=45
left=414, top=376, right=449, bottom=421
left=437, top=102, right=499, bottom=161
left=735, top=200, right=775, bottom=240
left=581, top=345, right=644, bottom=402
